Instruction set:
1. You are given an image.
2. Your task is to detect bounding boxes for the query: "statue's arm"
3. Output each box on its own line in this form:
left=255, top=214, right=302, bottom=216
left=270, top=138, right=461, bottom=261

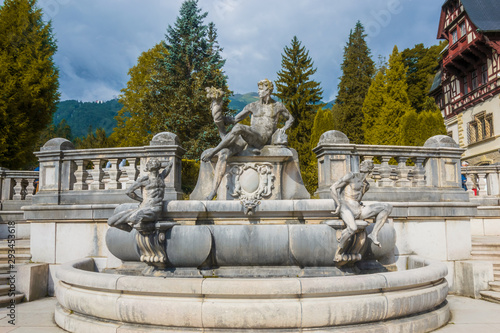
left=330, top=173, right=352, bottom=215
left=126, top=176, right=148, bottom=202
left=278, top=103, right=294, bottom=132
left=233, top=105, right=252, bottom=124
left=160, top=161, right=173, bottom=179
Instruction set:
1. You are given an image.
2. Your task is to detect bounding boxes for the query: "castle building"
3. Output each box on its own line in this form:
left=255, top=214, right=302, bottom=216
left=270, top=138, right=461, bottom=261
left=430, top=0, right=500, bottom=165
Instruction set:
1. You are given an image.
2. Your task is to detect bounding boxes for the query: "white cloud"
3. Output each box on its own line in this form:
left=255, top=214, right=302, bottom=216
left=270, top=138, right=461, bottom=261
left=28, top=0, right=444, bottom=101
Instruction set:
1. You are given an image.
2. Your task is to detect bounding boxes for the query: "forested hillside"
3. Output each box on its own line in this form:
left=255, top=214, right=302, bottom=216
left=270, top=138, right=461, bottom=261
left=53, top=99, right=122, bottom=138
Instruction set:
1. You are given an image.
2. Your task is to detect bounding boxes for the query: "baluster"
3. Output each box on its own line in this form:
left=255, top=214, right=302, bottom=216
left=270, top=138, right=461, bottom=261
left=106, top=158, right=121, bottom=190
left=378, top=156, right=392, bottom=187
left=73, top=159, right=89, bottom=190
left=477, top=172, right=488, bottom=196
left=395, top=156, right=411, bottom=187
left=25, top=178, right=35, bottom=199
left=412, top=157, right=427, bottom=187
left=465, top=173, right=475, bottom=196
left=12, top=178, right=23, bottom=200
left=124, top=158, right=139, bottom=187
left=89, top=159, right=104, bottom=190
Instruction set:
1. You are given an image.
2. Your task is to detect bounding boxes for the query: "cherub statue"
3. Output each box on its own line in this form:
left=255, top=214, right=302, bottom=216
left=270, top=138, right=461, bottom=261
left=108, top=158, right=172, bottom=232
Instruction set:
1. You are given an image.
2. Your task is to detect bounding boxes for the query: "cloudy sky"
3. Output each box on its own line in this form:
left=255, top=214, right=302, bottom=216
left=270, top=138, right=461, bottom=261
left=29, top=0, right=444, bottom=102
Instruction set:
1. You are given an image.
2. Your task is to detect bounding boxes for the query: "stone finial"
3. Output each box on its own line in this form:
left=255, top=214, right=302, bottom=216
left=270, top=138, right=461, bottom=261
left=150, top=132, right=180, bottom=146
left=423, top=135, right=459, bottom=148
left=41, top=138, right=75, bottom=151
left=318, top=130, right=350, bottom=145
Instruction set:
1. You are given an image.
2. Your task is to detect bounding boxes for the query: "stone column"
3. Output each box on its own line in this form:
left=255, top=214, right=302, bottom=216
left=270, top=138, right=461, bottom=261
left=33, top=138, right=75, bottom=205
left=477, top=173, right=488, bottom=196
left=312, top=130, right=355, bottom=199
left=423, top=135, right=462, bottom=188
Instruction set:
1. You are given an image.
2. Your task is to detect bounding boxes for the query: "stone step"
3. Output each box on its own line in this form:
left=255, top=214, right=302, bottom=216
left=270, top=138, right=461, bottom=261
left=0, top=239, right=30, bottom=254
left=490, top=281, right=500, bottom=292
left=470, top=251, right=500, bottom=260
left=0, top=273, right=12, bottom=284
left=480, top=290, right=500, bottom=305
left=0, top=285, right=11, bottom=296
left=0, top=293, right=24, bottom=308
left=471, top=244, right=500, bottom=252
left=0, top=253, right=31, bottom=264
left=0, top=264, right=16, bottom=274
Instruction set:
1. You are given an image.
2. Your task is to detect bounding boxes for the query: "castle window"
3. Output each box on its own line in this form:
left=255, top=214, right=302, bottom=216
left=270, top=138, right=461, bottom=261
left=471, top=70, right=478, bottom=90
left=460, top=21, right=466, bottom=37
left=451, top=29, right=458, bottom=44
left=468, top=112, right=494, bottom=144
left=463, top=76, right=468, bottom=95
left=481, top=64, right=488, bottom=85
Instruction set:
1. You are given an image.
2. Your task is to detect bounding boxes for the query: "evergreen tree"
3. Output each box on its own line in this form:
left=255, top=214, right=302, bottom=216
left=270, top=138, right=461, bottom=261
left=74, top=127, right=117, bottom=149
left=0, top=0, right=59, bottom=169
left=363, top=46, right=414, bottom=145
left=334, top=21, right=375, bottom=143
left=311, top=108, right=336, bottom=149
left=362, top=68, right=386, bottom=145
left=275, top=36, right=324, bottom=194
left=402, top=42, right=447, bottom=112
left=114, top=0, right=230, bottom=158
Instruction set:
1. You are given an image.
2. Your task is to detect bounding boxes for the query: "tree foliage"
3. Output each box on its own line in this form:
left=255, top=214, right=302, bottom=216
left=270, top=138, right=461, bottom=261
left=0, top=0, right=59, bottom=169
left=363, top=46, right=414, bottom=145
left=113, top=0, right=230, bottom=158
left=275, top=36, right=324, bottom=194
left=334, top=21, right=375, bottom=144
left=74, top=127, right=117, bottom=149
left=401, top=42, right=447, bottom=112
left=311, top=107, right=336, bottom=149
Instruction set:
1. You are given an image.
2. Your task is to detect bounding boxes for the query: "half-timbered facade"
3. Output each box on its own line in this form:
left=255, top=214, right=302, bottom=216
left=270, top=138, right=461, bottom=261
left=430, top=0, right=500, bottom=165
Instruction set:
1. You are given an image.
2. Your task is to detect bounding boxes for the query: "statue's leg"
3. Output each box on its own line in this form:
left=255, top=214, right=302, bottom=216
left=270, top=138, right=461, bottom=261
left=335, top=207, right=357, bottom=261
left=202, top=126, right=242, bottom=162
left=207, top=149, right=229, bottom=200
left=361, top=203, right=393, bottom=247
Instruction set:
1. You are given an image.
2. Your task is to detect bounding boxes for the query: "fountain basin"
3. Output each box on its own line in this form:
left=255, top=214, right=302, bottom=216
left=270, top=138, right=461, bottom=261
left=55, top=256, right=449, bottom=332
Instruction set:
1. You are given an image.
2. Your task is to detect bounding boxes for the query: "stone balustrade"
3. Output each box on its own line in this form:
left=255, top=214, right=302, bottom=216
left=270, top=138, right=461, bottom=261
left=462, top=164, right=500, bottom=198
left=33, top=132, right=185, bottom=205
left=313, top=131, right=467, bottom=202
left=0, top=167, right=39, bottom=211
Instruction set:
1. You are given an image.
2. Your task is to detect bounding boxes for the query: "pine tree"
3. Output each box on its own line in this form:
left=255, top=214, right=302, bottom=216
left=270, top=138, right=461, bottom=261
left=0, top=0, right=59, bottom=169
left=363, top=46, right=414, bottom=145
left=114, top=0, right=230, bottom=158
left=275, top=36, right=324, bottom=194
left=334, top=21, right=375, bottom=143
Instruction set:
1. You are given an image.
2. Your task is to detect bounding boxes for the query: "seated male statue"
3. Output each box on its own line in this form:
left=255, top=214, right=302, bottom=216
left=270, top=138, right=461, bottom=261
left=108, top=158, right=172, bottom=232
left=200, top=79, right=294, bottom=200
left=330, top=160, right=393, bottom=261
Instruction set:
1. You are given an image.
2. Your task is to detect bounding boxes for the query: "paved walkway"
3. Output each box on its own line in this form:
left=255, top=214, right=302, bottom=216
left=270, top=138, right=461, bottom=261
left=0, top=295, right=499, bottom=332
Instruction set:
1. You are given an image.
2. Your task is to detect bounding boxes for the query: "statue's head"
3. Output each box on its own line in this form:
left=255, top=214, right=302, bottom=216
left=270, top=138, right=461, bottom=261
left=145, top=158, right=161, bottom=172
left=360, top=160, right=374, bottom=173
left=258, top=79, right=273, bottom=96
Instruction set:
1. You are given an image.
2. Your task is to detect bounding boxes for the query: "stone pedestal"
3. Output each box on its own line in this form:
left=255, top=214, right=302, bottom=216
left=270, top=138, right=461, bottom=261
left=191, top=146, right=310, bottom=202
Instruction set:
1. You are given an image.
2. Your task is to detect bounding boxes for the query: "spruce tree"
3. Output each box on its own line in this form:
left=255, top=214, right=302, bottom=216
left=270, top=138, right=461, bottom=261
left=275, top=36, right=324, bottom=194
left=334, top=21, right=375, bottom=143
left=0, top=0, right=59, bottom=169
left=362, top=68, right=386, bottom=145
left=115, top=0, right=230, bottom=158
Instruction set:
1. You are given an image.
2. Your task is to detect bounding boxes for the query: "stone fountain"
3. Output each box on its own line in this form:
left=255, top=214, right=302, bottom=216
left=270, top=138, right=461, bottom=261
left=53, top=80, right=450, bottom=332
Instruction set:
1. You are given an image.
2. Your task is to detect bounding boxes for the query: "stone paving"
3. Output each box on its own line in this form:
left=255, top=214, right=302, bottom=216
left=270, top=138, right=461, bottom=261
left=0, top=295, right=498, bottom=332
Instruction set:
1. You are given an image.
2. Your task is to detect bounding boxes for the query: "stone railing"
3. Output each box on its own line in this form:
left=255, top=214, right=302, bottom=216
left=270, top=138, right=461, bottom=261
left=313, top=131, right=467, bottom=202
left=462, top=164, right=500, bottom=198
left=0, top=167, right=39, bottom=211
left=33, top=132, right=185, bottom=205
